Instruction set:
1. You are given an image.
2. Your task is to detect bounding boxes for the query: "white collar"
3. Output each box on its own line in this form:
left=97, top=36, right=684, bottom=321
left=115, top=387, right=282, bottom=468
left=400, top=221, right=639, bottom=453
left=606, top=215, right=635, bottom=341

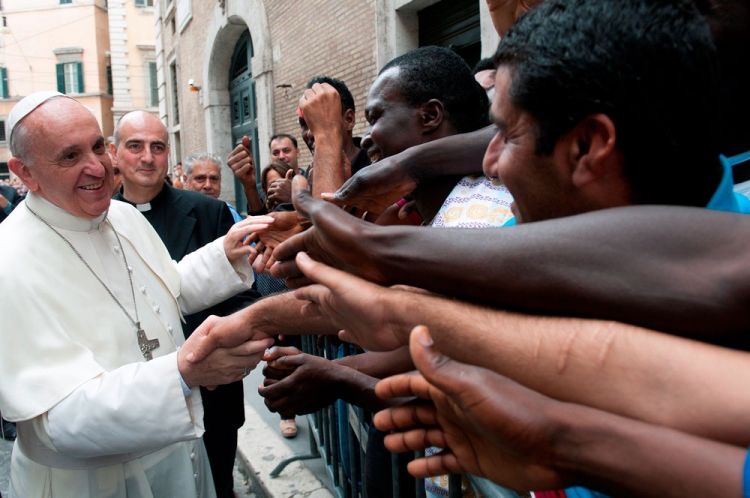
left=25, top=191, right=108, bottom=232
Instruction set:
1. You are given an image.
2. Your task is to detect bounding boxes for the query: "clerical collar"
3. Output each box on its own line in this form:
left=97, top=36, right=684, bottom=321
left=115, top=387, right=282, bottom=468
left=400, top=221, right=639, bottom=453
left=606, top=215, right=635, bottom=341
left=120, top=186, right=170, bottom=212
left=25, top=191, right=107, bottom=232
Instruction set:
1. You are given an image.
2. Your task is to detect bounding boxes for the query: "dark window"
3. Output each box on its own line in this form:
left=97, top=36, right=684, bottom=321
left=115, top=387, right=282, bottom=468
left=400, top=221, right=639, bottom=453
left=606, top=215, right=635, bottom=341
left=60, top=0, right=72, bottom=4
left=170, top=62, right=179, bottom=125
left=0, top=121, right=6, bottom=142
left=106, top=64, right=112, bottom=95
left=135, top=0, right=154, bottom=6
left=418, top=0, right=481, bottom=69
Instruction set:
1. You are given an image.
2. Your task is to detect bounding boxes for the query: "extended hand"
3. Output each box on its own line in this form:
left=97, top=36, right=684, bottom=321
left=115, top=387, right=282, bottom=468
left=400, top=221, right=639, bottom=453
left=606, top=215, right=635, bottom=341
left=247, top=210, right=311, bottom=273
left=183, top=308, right=272, bottom=364
left=271, top=176, right=386, bottom=286
left=292, top=252, right=408, bottom=351
left=228, top=136, right=257, bottom=189
left=223, top=215, right=275, bottom=266
left=178, top=316, right=274, bottom=388
left=259, top=347, right=345, bottom=416
left=374, top=325, right=566, bottom=490
left=322, top=159, right=417, bottom=215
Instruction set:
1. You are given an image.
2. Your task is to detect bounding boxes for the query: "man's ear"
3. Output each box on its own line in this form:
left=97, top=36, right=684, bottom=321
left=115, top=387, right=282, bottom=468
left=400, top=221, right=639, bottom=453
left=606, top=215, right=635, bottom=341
left=108, top=142, right=119, bottom=166
left=343, top=108, right=356, bottom=133
left=566, top=114, right=617, bottom=188
left=9, top=157, right=38, bottom=192
left=420, top=99, right=444, bottom=134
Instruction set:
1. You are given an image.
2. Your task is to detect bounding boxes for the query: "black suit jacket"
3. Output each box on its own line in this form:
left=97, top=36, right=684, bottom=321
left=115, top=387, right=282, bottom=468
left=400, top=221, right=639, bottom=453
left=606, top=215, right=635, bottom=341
left=115, top=185, right=258, bottom=429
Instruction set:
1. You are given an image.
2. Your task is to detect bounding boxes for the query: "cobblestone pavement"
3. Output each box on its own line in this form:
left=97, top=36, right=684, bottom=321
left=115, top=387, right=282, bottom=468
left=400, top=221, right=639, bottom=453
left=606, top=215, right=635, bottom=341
left=0, top=437, right=260, bottom=498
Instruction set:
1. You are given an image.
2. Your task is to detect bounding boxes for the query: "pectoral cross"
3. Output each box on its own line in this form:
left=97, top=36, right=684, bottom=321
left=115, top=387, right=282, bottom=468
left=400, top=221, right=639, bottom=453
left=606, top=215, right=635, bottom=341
left=137, top=325, right=160, bottom=361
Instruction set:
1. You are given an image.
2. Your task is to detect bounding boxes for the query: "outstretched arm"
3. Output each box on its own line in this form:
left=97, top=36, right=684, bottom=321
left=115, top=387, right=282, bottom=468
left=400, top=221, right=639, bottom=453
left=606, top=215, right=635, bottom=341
left=274, top=187, right=750, bottom=340
left=323, top=125, right=494, bottom=214
left=374, top=326, right=746, bottom=497
left=291, top=253, right=750, bottom=445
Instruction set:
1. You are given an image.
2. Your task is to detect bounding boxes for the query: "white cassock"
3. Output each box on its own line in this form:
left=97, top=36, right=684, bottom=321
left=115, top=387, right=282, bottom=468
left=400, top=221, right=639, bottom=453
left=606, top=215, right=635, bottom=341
left=0, top=192, right=255, bottom=498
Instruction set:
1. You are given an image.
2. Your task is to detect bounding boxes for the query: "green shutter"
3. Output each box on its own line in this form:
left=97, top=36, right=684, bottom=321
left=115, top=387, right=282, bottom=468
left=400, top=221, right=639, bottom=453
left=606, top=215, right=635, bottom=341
left=56, top=63, right=65, bottom=93
left=76, top=61, right=83, bottom=93
left=0, top=67, right=8, bottom=99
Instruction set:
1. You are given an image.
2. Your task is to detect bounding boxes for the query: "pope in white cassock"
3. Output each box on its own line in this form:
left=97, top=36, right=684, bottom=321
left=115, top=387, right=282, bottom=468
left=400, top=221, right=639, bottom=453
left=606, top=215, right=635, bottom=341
left=0, top=92, right=276, bottom=497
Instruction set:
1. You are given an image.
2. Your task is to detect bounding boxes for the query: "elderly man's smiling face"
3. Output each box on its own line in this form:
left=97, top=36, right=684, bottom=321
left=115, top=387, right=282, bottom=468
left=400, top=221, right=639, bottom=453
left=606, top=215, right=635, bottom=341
left=13, top=98, right=113, bottom=219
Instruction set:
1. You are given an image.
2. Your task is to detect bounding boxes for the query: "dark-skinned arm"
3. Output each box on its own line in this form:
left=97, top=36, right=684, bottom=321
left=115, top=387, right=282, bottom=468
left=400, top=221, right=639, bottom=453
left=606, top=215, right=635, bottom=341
left=274, top=184, right=750, bottom=341
left=290, top=251, right=750, bottom=446
left=260, top=347, right=413, bottom=414
left=323, top=125, right=494, bottom=214
left=375, top=326, right=746, bottom=498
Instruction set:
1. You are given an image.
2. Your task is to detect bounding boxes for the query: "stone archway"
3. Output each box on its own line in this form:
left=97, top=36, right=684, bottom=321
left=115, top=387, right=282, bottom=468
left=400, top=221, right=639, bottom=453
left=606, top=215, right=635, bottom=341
left=202, top=0, right=274, bottom=204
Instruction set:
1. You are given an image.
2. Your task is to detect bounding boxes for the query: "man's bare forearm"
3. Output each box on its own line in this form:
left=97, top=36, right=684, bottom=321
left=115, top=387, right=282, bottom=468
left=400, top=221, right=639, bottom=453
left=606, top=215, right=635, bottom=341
left=397, top=125, right=494, bottom=181
left=385, top=289, right=750, bottom=445
left=370, top=205, right=750, bottom=340
left=250, top=291, right=339, bottom=337
left=554, top=402, right=745, bottom=497
left=333, top=347, right=413, bottom=378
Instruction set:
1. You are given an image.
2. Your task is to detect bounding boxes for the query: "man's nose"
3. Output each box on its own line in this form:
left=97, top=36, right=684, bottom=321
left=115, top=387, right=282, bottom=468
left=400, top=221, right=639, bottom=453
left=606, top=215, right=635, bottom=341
left=361, top=130, right=373, bottom=151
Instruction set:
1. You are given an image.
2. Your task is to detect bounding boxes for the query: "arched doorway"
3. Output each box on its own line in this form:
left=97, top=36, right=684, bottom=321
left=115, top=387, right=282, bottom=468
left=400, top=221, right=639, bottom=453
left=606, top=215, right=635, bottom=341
left=229, top=29, right=260, bottom=214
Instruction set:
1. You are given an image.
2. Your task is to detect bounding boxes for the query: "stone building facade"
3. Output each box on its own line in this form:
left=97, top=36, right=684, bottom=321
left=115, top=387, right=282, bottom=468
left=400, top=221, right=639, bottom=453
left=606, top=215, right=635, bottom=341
left=0, top=0, right=159, bottom=180
left=154, top=0, right=499, bottom=210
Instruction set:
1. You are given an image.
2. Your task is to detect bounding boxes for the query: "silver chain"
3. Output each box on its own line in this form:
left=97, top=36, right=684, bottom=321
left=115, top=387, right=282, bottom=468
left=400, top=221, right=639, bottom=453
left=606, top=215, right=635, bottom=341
left=26, top=204, right=141, bottom=330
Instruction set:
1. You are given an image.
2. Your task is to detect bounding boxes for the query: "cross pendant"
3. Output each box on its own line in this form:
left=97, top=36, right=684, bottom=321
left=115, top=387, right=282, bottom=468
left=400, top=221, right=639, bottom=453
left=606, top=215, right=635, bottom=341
left=136, top=325, right=160, bottom=361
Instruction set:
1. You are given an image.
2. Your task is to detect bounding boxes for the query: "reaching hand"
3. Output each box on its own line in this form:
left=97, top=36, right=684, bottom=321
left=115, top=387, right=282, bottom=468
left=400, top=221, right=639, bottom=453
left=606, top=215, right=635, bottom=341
left=247, top=210, right=311, bottom=273
left=259, top=347, right=345, bottom=416
left=374, top=325, right=567, bottom=490
left=228, top=136, right=257, bottom=189
left=182, top=308, right=273, bottom=364
left=271, top=176, right=387, bottom=287
left=322, top=159, right=417, bottom=215
left=291, top=252, right=408, bottom=351
left=178, top=315, right=274, bottom=388
left=223, top=215, right=275, bottom=266
left=266, top=173, right=294, bottom=211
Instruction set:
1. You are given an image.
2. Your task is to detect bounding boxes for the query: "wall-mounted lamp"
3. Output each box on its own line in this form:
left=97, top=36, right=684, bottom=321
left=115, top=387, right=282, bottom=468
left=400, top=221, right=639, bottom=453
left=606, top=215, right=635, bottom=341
left=0, top=17, right=10, bottom=35
left=188, top=79, right=202, bottom=105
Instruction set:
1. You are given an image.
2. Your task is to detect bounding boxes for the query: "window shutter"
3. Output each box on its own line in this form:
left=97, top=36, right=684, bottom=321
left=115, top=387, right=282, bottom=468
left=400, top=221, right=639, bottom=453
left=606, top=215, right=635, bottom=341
left=0, top=67, right=7, bottom=99
left=76, top=61, right=83, bottom=93
left=56, top=63, right=65, bottom=93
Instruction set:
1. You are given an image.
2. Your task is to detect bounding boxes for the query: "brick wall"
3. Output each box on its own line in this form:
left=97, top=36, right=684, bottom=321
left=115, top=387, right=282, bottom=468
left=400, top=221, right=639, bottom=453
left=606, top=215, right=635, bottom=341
left=265, top=0, right=378, bottom=168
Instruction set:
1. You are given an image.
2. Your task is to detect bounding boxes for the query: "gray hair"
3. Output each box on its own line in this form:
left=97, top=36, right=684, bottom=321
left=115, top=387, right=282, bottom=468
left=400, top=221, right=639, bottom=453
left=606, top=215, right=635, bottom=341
left=184, top=152, right=223, bottom=178
left=9, top=121, right=32, bottom=163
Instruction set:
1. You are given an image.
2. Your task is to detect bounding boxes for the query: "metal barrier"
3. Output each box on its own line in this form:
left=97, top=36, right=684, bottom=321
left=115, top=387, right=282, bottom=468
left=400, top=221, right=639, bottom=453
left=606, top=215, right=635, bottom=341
left=269, top=335, right=467, bottom=498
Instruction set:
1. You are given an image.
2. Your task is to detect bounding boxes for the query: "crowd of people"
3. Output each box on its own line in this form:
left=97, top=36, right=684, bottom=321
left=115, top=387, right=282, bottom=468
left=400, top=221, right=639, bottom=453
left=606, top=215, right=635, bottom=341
left=1, top=0, right=749, bottom=497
